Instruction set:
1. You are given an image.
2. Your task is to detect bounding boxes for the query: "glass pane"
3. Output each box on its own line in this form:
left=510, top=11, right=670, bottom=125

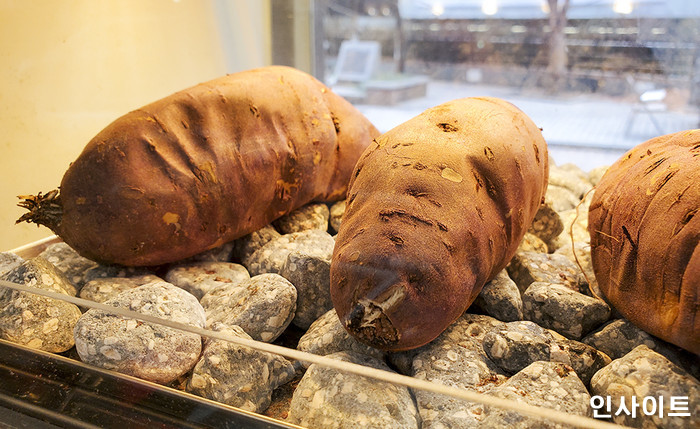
left=319, top=0, right=700, bottom=171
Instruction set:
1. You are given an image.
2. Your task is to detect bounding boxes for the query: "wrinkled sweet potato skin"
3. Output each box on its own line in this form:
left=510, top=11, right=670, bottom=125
left=588, top=130, right=700, bottom=354
left=330, top=97, right=549, bottom=351
left=43, top=66, right=379, bottom=266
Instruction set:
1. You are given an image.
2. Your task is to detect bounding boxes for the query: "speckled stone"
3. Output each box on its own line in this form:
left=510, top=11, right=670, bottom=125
left=523, top=282, right=611, bottom=340
left=478, top=361, right=592, bottom=428
left=553, top=242, right=600, bottom=298
left=186, top=323, right=295, bottom=413
left=390, top=314, right=508, bottom=428
left=164, top=261, right=250, bottom=300
left=483, top=320, right=611, bottom=385
left=83, top=264, right=155, bottom=285
left=201, top=273, right=296, bottom=343
left=79, top=275, right=164, bottom=303
left=0, top=252, right=24, bottom=277
left=591, top=345, right=699, bottom=429
left=73, top=282, right=205, bottom=385
left=273, top=203, right=330, bottom=234
left=582, top=319, right=700, bottom=379
left=232, top=224, right=282, bottom=267
left=544, top=184, right=582, bottom=213
left=246, top=230, right=335, bottom=277
left=516, top=232, right=548, bottom=254
left=297, top=309, right=385, bottom=367
left=287, top=351, right=420, bottom=429
left=279, top=251, right=333, bottom=329
left=329, top=200, right=346, bottom=233
left=548, top=164, right=593, bottom=199
left=37, top=242, right=98, bottom=289
left=507, top=251, right=587, bottom=294
left=179, top=241, right=235, bottom=263
left=558, top=162, right=591, bottom=182
left=587, top=165, right=609, bottom=186
left=547, top=205, right=590, bottom=252
left=528, top=200, right=564, bottom=243
left=471, top=269, right=523, bottom=322
left=0, top=257, right=82, bottom=353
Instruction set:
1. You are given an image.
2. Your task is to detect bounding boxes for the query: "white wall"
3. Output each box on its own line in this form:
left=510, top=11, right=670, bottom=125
left=1, top=0, right=271, bottom=250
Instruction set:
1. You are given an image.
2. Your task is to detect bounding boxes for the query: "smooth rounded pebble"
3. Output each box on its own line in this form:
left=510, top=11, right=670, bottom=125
left=79, top=274, right=164, bottom=303
left=74, top=282, right=205, bottom=385
left=186, top=323, right=295, bottom=413
left=297, top=309, right=385, bottom=367
left=165, top=261, right=250, bottom=300
left=83, top=264, right=155, bottom=285
left=0, top=257, right=81, bottom=353
left=38, top=242, right=98, bottom=289
left=508, top=251, right=587, bottom=294
left=232, top=224, right=281, bottom=267
left=482, top=320, right=611, bottom=385
left=591, top=345, right=699, bottom=429
left=478, top=361, right=592, bottom=428
left=0, top=252, right=25, bottom=277
left=202, top=273, right=296, bottom=343
left=528, top=199, right=564, bottom=242
left=279, top=251, right=334, bottom=329
left=329, top=200, right=346, bottom=233
left=287, top=351, right=420, bottom=429
left=246, top=229, right=335, bottom=276
left=390, top=314, right=508, bottom=429
left=471, top=269, right=523, bottom=322
left=522, top=282, right=611, bottom=340
left=273, top=203, right=330, bottom=234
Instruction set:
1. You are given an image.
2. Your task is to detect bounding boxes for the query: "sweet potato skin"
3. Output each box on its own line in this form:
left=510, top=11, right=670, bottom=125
left=330, top=97, right=548, bottom=351
left=588, top=130, right=699, bottom=354
left=21, top=66, right=378, bottom=266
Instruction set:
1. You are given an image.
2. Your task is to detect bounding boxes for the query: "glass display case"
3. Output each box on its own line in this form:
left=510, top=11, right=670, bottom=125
left=2, top=1, right=698, bottom=428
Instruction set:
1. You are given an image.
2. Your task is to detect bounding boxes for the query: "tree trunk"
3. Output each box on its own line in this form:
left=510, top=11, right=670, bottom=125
left=390, top=1, right=406, bottom=74
left=545, top=0, right=570, bottom=91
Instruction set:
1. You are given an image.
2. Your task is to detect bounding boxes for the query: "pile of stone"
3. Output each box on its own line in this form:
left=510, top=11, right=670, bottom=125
left=0, top=163, right=697, bottom=428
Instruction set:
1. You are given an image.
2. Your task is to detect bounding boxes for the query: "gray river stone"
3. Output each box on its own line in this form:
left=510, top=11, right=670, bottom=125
left=279, top=251, right=333, bottom=329
left=232, top=224, right=282, bottom=267
left=287, top=351, right=420, bottom=429
left=329, top=200, right=346, bottom=233
left=508, top=251, right=587, bottom=294
left=201, top=273, right=296, bottom=343
left=164, top=261, right=249, bottom=300
left=582, top=318, right=700, bottom=379
left=482, top=320, right=611, bottom=385
left=297, top=309, right=385, bottom=367
left=478, top=361, right=592, bottom=428
left=187, top=323, right=295, bottom=413
left=390, top=314, right=508, bottom=428
left=79, top=274, right=164, bottom=303
left=471, top=269, right=523, bottom=322
left=0, top=252, right=24, bottom=277
left=246, top=230, right=335, bottom=277
left=0, top=257, right=81, bottom=353
left=38, top=242, right=98, bottom=289
left=590, top=345, right=699, bottom=429
left=522, top=282, right=610, bottom=340
left=73, top=282, right=205, bottom=385
left=273, top=203, right=330, bottom=234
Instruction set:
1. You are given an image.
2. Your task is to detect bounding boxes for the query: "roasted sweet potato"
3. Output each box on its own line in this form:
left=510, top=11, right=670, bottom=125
left=330, top=97, right=549, bottom=351
left=18, top=66, right=379, bottom=266
left=588, top=130, right=699, bottom=354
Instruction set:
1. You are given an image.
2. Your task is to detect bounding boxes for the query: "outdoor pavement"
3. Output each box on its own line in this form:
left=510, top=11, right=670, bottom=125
left=353, top=80, right=699, bottom=172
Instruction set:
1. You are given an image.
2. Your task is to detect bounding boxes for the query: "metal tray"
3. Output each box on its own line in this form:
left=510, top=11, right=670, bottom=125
left=0, top=338, right=296, bottom=429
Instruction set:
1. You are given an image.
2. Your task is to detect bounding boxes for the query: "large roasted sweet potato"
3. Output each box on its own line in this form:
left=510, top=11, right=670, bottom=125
left=18, top=66, right=379, bottom=266
left=588, top=130, right=699, bottom=354
left=330, top=97, right=549, bottom=351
